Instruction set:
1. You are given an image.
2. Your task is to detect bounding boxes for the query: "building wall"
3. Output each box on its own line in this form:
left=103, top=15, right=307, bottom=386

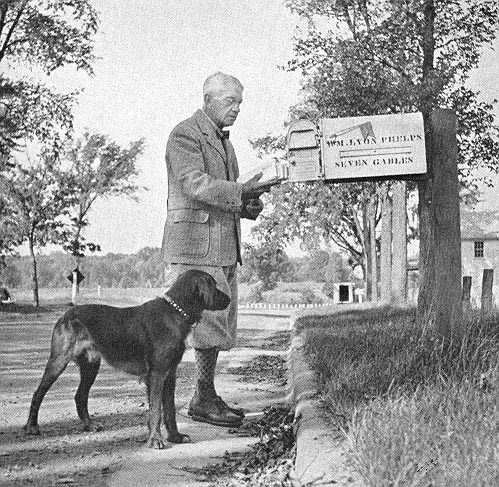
left=461, top=239, right=499, bottom=306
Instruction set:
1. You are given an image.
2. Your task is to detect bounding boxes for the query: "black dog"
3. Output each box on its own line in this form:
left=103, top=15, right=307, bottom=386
left=23, top=270, right=230, bottom=449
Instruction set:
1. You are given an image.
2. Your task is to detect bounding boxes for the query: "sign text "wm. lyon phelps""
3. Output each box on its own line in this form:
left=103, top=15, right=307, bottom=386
left=321, top=112, right=426, bottom=180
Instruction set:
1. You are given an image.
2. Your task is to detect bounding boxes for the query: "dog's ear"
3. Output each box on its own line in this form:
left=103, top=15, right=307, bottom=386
left=195, top=273, right=216, bottom=308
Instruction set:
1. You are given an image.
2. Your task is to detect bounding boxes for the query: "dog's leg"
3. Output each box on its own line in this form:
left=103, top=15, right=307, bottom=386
left=23, top=353, right=72, bottom=435
left=75, top=354, right=102, bottom=432
left=146, top=370, right=169, bottom=449
left=162, top=366, right=192, bottom=444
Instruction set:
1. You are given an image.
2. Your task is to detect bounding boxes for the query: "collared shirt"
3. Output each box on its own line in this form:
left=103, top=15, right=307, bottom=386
left=200, top=109, right=227, bottom=140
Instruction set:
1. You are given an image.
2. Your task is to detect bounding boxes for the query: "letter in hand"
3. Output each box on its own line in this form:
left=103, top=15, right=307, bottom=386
left=242, top=172, right=280, bottom=199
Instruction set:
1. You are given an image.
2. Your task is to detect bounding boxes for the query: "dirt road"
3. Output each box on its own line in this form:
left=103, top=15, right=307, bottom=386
left=0, top=306, right=289, bottom=486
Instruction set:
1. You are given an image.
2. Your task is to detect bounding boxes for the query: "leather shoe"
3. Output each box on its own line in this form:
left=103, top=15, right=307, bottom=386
left=215, top=396, right=245, bottom=418
left=188, top=397, right=242, bottom=427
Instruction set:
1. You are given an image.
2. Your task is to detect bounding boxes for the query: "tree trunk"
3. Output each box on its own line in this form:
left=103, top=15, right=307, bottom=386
left=391, top=181, right=407, bottom=304
left=29, top=239, right=39, bottom=307
left=462, top=276, right=472, bottom=310
left=368, top=197, right=378, bottom=301
left=417, top=109, right=462, bottom=339
left=363, top=201, right=372, bottom=300
left=380, top=187, right=392, bottom=301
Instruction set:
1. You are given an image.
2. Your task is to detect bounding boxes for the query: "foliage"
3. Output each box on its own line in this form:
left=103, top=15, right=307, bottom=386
left=0, top=157, right=75, bottom=304
left=0, top=247, right=167, bottom=289
left=0, top=160, right=71, bottom=250
left=0, top=0, right=99, bottom=258
left=58, top=132, right=145, bottom=258
left=285, top=0, right=499, bottom=183
left=253, top=178, right=379, bottom=278
left=0, top=0, right=98, bottom=154
left=241, top=237, right=293, bottom=291
left=251, top=0, right=499, bottom=290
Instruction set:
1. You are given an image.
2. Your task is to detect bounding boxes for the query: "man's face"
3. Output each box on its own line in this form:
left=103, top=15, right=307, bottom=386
left=204, top=83, right=243, bottom=128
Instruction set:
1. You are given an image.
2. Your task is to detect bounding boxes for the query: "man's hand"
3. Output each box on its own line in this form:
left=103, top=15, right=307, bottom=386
left=241, top=172, right=280, bottom=199
left=241, top=198, right=264, bottom=220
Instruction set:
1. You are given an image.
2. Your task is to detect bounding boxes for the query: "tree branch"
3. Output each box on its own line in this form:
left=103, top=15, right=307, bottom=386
left=0, top=0, right=28, bottom=64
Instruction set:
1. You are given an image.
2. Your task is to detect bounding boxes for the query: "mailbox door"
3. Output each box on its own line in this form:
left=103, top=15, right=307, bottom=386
left=286, top=120, right=322, bottom=182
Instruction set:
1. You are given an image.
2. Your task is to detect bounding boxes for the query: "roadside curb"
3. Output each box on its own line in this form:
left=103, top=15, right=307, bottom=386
left=286, top=309, right=365, bottom=487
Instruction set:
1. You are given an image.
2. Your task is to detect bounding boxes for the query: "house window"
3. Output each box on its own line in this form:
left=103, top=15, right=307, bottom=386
left=474, top=241, right=484, bottom=258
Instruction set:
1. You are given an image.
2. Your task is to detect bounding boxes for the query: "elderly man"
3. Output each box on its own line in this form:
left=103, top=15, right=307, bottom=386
left=162, top=72, right=278, bottom=427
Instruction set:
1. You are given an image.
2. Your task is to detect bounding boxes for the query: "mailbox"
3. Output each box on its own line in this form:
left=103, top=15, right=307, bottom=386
left=286, top=120, right=322, bottom=182
left=285, top=113, right=426, bottom=183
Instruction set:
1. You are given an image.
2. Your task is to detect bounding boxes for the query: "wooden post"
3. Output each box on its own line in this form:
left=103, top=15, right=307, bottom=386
left=462, top=276, right=471, bottom=309
left=481, top=269, right=494, bottom=312
left=417, top=109, right=462, bottom=339
left=71, top=270, right=78, bottom=305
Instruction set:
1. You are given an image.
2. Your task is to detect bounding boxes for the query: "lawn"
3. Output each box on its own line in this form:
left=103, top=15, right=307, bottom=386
left=297, top=306, right=499, bottom=486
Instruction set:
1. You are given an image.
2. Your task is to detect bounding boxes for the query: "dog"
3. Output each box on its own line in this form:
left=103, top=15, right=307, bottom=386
left=23, top=269, right=230, bottom=449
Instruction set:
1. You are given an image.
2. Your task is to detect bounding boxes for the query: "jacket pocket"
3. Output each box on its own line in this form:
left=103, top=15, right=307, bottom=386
left=169, top=208, right=209, bottom=223
left=166, top=209, right=210, bottom=258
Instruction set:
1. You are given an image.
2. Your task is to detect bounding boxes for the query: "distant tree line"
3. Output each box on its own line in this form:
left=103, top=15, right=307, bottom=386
left=1, top=247, right=354, bottom=290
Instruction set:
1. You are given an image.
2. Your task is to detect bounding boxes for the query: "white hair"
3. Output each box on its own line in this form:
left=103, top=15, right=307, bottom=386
left=203, top=72, right=243, bottom=99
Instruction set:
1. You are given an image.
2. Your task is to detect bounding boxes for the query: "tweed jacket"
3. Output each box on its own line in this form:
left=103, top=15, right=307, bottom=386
left=162, top=109, right=246, bottom=266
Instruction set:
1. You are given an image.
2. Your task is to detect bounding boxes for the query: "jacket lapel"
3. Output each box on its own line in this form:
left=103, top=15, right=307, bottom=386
left=193, top=110, right=227, bottom=166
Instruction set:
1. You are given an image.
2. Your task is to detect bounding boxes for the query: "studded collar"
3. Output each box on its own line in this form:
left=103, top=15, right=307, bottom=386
left=163, top=294, right=193, bottom=321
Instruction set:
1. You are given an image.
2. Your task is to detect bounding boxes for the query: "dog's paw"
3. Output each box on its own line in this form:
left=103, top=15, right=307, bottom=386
left=23, top=424, right=41, bottom=436
left=168, top=433, right=192, bottom=444
left=146, top=436, right=171, bottom=449
left=83, top=421, right=103, bottom=433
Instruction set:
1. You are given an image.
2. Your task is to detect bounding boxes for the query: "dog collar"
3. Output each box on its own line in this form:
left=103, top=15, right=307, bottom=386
left=163, top=294, right=192, bottom=320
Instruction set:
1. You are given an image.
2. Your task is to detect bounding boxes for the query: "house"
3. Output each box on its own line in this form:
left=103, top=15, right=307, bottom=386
left=461, top=210, right=499, bottom=306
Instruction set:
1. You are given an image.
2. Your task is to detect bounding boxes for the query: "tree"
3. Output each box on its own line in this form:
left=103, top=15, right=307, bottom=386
left=0, top=159, right=72, bottom=305
left=241, top=233, right=293, bottom=291
left=59, top=132, right=145, bottom=301
left=254, top=1, right=498, bottom=315
left=0, top=0, right=98, bottom=257
left=0, top=0, right=98, bottom=153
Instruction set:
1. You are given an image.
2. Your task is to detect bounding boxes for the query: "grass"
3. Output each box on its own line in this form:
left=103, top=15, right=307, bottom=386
left=298, top=306, right=499, bottom=486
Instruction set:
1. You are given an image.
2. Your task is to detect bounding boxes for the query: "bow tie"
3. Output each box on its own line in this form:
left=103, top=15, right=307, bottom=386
left=219, top=130, right=230, bottom=140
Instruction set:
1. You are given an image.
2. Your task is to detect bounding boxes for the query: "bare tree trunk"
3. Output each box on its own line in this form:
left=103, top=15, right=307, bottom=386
left=368, top=197, right=378, bottom=301
left=391, top=181, right=407, bottom=304
left=380, top=187, right=392, bottom=301
left=362, top=201, right=372, bottom=300
left=417, top=109, right=462, bottom=339
left=29, top=239, right=39, bottom=307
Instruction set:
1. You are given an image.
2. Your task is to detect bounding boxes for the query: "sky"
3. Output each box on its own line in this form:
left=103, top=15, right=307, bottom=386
left=46, top=0, right=303, bottom=255
left=41, top=0, right=499, bottom=255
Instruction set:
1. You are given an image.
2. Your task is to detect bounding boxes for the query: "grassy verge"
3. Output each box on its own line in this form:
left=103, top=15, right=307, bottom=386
left=298, top=306, right=499, bottom=486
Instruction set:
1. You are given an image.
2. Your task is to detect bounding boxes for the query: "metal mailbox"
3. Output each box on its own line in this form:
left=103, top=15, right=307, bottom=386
left=286, top=119, right=322, bottom=182
left=286, top=113, right=427, bottom=183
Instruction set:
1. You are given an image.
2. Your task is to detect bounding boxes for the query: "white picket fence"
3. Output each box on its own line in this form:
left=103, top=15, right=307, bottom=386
left=238, top=302, right=333, bottom=309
